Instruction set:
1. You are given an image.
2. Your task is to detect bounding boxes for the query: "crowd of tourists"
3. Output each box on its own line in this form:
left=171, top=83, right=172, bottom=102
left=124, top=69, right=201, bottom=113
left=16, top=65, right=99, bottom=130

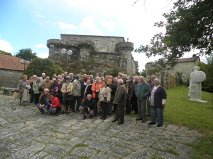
left=16, top=72, right=167, bottom=127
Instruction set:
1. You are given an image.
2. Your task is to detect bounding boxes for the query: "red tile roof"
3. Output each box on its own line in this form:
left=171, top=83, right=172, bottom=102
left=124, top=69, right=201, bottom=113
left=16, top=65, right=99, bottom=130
left=0, top=54, right=26, bottom=71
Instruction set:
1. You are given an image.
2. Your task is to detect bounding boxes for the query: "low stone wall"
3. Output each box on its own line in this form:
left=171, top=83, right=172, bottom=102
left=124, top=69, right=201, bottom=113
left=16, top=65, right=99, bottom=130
left=0, top=69, right=23, bottom=88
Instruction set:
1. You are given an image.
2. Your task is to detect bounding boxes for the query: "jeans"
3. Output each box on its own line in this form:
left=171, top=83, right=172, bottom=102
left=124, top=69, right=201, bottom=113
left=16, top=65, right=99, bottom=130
left=151, top=106, right=164, bottom=125
left=137, top=99, right=146, bottom=120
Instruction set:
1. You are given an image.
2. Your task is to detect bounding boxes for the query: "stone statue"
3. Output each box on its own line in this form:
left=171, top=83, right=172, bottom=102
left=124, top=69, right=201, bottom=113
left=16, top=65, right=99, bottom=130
left=188, top=66, right=207, bottom=103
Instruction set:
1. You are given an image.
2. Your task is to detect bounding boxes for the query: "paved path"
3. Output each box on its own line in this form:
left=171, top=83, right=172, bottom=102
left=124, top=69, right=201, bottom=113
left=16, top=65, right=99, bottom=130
left=0, top=95, right=202, bottom=159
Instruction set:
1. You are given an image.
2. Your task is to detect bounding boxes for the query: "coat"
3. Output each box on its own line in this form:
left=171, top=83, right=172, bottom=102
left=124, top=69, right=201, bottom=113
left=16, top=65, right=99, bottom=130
left=91, top=82, right=103, bottom=99
left=99, top=87, right=111, bottom=102
left=113, top=84, right=127, bottom=106
left=152, top=86, right=167, bottom=108
left=135, top=82, right=150, bottom=100
left=61, top=82, right=73, bottom=94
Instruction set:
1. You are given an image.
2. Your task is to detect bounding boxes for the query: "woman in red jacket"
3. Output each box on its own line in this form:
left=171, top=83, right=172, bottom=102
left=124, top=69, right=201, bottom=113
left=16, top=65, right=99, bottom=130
left=49, top=92, right=62, bottom=115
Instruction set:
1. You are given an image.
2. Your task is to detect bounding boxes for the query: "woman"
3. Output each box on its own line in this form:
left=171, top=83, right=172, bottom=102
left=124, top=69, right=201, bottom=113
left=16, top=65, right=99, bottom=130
left=61, top=76, right=74, bottom=114
left=17, top=75, right=28, bottom=105
left=33, top=75, right=42, bottom=105
left=148, top=78, right=167, bottom=127
left=99, top=81, right=111, bottom=120
left=49, top=92, right=62, bottom=115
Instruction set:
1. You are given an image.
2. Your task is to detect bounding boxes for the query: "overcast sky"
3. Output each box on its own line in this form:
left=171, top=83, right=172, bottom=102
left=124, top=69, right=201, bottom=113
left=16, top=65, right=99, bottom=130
left=1, top=0, right=199, bottom=71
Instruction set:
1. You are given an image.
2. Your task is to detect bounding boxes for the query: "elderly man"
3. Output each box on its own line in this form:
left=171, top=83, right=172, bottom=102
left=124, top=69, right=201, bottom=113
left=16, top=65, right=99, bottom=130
left=135, top=76, right=151, bottom=123
left=148, top=78, right=167, bottom=127
left=112, top=79, right=127, bottom=124
left=147, top=75, right=156, bottom=116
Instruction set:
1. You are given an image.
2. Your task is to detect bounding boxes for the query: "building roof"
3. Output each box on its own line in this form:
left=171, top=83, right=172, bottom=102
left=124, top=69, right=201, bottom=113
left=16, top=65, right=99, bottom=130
left=177, top=56, right=199, bottom=63
left=0, top=54, right=25, bottom=71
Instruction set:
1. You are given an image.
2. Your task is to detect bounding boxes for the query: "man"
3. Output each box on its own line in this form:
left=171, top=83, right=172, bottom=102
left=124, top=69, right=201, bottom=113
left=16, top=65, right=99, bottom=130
left=147, top=75, right=156, bottom=116
left=80, top=94, right=95, bottom=120
left=129, top=76, right=139, bottom=114
left=135, top=76, right=151, bottom=123
left=112, top=79, right=127, bottom=124
left=148, top=78, right=167, bottom=127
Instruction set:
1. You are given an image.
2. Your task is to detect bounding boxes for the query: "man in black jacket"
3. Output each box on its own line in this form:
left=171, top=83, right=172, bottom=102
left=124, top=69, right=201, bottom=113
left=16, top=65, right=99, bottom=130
left=148, top=78, right=167, bottom=127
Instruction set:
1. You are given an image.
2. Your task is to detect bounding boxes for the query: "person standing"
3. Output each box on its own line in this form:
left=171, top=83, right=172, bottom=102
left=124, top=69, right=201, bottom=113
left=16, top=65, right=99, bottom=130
left=112, top=79, right=127, bottom=124
left=148, top=78, right=167, bottom=127
left=135, top=76, right=151, bottom=123
left=99, top=81, right=111, bottom=120
left=72, top=75, right=81, bottom=112
left=17, top=75, right=28, bottom=105
left=61, top=76, right=73, bottom=114
left=91, top=76, right=103, bottom=116
left=147, top=75, right=156, bottom=116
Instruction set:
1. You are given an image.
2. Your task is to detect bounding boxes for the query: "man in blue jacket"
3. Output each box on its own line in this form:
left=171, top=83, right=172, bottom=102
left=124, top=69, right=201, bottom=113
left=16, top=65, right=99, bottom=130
left=135, top=76, right=151, bottom=123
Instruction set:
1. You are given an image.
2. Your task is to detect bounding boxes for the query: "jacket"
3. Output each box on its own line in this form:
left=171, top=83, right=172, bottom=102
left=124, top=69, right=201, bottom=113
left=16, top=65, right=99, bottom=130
left=91, top=82, right=103, bottom=99
left=153, top=86, right=167, bottom=107
left=135, top=82, right=150, bottom=100
left=99, top=87, right=111, bottom=102
left=51, top=97, right=62, bottom=108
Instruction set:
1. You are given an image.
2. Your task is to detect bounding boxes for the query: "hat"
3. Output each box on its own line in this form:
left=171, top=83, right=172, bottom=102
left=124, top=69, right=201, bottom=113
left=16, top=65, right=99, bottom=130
left=65, top=76, right=70, bottom=80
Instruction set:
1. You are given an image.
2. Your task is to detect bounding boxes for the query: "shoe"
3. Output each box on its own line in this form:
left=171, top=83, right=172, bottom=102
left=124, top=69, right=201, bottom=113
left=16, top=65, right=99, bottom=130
left=142, top=119, right=146, bottom=123
left=112, top=119, right=117, bottom=122
left=136, top=118, right=142, bottom=121
left=83, top=115, right=86, bottom=120
left=157, top=124, right=162, bottom=127
left=148, top=122, right=156, bottom=125
left=100, top=117, right=103, bottom=119
left=102, top=117, right=106, bottom=120
left=118, top=121, right=124, bottom=124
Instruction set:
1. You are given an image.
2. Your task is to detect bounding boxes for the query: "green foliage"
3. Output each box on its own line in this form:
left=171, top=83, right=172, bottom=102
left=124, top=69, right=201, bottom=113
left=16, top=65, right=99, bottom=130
left=16, top=48, right=37, bottom=61
left=165, top=86, right=213, bottom=158
left=199, top=55, right=213, bottom=92
left=136, top=0, right=213, bottom=65
left=140, top=69, right=146, bottom=77
left=0, top=50, right=12, bottom=56
left=24, top=58, right=63, bottom=77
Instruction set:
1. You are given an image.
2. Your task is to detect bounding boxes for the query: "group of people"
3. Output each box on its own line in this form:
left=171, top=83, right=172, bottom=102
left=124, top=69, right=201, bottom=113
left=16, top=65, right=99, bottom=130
left=17, top=72, right=167, bottom=127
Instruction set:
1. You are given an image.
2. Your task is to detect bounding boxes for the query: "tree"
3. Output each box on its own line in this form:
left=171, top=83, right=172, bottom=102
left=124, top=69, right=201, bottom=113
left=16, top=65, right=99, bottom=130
left=0, top=50, right=12, bottom=56
left=136, top=0, right=213, bottom=65
left=24, top=58, right=63, bottom=77
left=16, top=48, right=37, bottom=61
left=199, top=55, right=213, bottom=92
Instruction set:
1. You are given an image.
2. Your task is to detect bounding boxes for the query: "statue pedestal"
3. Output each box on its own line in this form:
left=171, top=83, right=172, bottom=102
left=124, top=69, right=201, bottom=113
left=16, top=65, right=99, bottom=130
left=189, top=99, right=208, bottom=103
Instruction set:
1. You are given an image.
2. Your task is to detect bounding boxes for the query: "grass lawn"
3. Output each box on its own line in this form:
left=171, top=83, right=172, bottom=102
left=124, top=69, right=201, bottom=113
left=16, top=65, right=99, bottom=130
left=164, top=86, right=213, bottom=159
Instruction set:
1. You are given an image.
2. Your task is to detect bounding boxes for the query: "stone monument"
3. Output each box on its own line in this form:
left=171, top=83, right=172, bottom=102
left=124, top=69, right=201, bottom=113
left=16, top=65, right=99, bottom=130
left=188, top=66, right=207, bottom=103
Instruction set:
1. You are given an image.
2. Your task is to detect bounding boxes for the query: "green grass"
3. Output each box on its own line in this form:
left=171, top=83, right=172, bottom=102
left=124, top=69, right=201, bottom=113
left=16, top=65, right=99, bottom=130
left=165, top=86, right=213, bottom=131
left=164, top=86, right=213, bottom=159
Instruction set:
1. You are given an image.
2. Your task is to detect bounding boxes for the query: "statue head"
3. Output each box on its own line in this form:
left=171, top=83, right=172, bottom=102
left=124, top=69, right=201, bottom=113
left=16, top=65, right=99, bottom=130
left=193, top=66, right=200, bottom=71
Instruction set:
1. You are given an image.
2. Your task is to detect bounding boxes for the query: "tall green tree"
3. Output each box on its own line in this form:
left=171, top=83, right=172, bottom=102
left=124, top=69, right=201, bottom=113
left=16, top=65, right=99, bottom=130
left=136, top=0, right=213, bottom=65
left=24, top=58, right=63, bottom=77
left=16, top=48, right=37, bottom=61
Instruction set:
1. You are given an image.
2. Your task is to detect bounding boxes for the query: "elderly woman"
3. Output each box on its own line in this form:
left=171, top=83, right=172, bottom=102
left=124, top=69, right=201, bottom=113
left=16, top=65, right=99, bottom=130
left=99, top=81, right=111, bottom=120
left=61, top=76, right=74, bottom=114
left=148, top=78, right=167, bottom=127
left=17, top=75, right=28, bottom=105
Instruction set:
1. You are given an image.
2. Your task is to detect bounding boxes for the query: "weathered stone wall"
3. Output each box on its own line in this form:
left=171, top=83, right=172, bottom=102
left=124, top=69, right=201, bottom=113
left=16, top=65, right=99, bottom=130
left=0, top=70, right=22, bottom=88
left=48, top=34, right=137, bottom=75
left=61, top=34, right=124, bottom=53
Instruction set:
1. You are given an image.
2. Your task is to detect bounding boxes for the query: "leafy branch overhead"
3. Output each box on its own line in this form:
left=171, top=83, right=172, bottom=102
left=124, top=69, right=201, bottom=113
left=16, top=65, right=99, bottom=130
left=136, top=0, right=213, bottom=64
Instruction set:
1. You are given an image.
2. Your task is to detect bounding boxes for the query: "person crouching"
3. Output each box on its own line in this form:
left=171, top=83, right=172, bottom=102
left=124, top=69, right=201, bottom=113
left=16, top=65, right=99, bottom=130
left=80, top=94, right=95, bottom=120
left=38, top=88, right=50, bottom=114
left=48, top=92, right=62, bottom=115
